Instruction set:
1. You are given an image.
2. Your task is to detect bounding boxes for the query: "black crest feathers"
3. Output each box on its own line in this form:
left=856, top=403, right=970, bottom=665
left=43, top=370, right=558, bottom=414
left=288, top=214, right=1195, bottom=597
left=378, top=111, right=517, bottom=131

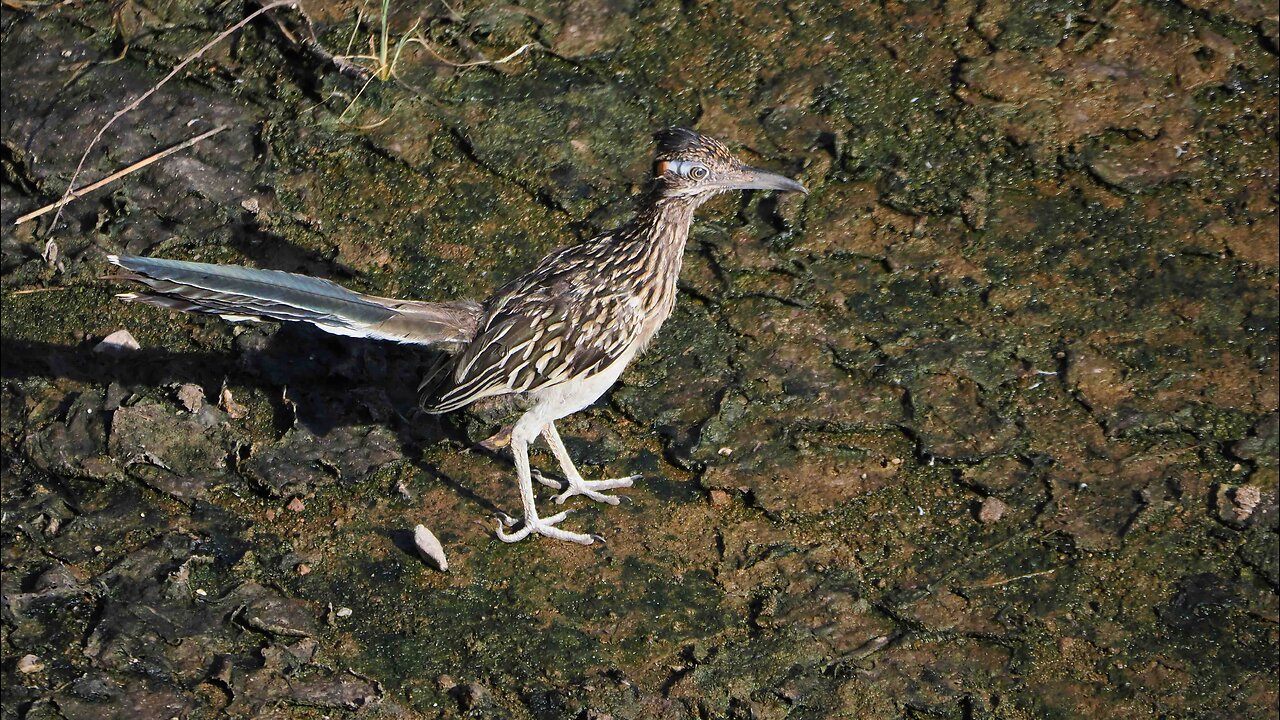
left=653, top=128, right=734, bottom=163
left=654, top=128, right=703, bottom=155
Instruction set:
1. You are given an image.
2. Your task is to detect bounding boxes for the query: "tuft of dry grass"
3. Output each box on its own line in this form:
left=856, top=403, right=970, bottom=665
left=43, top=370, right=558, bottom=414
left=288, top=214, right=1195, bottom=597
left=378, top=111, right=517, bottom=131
left=328, top=0, right=544, bottom=123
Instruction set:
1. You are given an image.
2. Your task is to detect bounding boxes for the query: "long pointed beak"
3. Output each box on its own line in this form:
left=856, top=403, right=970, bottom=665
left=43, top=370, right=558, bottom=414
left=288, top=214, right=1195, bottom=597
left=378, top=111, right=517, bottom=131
left=731, top=166, right=808, bottom=194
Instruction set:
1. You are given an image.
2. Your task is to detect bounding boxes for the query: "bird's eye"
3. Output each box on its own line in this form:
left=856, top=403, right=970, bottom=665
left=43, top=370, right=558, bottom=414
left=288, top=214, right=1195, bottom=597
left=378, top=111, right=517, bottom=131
left=665, top=160, right=710, bottom=180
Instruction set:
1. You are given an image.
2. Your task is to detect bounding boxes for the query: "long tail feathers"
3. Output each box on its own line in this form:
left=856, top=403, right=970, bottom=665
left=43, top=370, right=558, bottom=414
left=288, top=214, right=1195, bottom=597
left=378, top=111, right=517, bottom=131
left=107, top=255, right=480, bottom=348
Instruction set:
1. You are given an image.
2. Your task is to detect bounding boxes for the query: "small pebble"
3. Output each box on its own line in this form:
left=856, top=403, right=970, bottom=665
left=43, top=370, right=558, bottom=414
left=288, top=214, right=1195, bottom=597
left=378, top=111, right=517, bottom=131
left=17, top=655, right=44, bottom=674
left=335, top=606, right=353, bottom=618
left=413, top=524, right=448, bottom=572
left=287, top=497, right=305, bottom=512
left=296, top=563, right=311, bottom=576
left=978, top=496, right=1008, bottom=524
left=195, top=588, right=207, bottom=597
left=93, top=329, right=140, bottom=353
left=1232, top=485, right=1261, bottom=522
left=708, top=489, right=731, bottom=507
left=176, top=383, right=205, bottom=413
left=220, top=387, right=248, bottom=419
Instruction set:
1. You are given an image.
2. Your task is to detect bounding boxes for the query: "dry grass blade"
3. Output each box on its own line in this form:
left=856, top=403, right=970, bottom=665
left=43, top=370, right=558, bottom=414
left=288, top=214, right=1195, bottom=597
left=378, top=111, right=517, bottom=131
left=407, top=39, right=542, bottom=68
left=9, top=287, right=67, bottom=295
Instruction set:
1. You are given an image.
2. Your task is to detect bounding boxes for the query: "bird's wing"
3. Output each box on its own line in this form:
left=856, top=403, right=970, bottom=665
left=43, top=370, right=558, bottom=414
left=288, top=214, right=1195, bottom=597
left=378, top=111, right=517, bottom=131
left=422, top=287, right=643, bottom=413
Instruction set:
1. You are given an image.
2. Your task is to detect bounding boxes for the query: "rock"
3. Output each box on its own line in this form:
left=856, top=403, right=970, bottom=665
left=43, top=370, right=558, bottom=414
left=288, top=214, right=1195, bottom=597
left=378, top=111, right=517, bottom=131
left=241, top=593, right=318, bottom=638
left=93, top=329, right=140, bottom=353
left=25, top=390, right=109, bottom=477
left=1233, top=412, right=1278, bottom=466
left=1231, top=486, right=1261, bottom=521
left=109, top=403, right=229, bottom=477
left=1216, top=484, right=1270, bottom=527
left=175, top=384, right=205, bottom=413
left=413, top=524, right=448, bottom=572
left=977, top=496, right=1008, bottom=524
left=17, top=654, right=44, bottom=673
left=244, top=426, right=402, bottom=497
left=219, top=387, right=249, bottom=419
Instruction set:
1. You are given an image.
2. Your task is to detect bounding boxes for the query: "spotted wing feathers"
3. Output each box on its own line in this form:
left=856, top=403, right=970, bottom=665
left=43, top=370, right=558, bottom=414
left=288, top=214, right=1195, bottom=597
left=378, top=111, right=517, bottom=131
left=422, top=273, right=643, bottom=413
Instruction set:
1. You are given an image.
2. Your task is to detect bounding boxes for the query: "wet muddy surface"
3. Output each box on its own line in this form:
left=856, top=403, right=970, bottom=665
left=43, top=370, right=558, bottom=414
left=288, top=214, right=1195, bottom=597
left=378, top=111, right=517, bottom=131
left=2, top=1, right=1277, bottom=718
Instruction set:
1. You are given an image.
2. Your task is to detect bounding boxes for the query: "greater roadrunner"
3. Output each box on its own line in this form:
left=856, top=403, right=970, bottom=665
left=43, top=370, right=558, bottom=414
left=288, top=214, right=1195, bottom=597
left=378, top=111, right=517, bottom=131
left=108, top=128, right=806, bottom=544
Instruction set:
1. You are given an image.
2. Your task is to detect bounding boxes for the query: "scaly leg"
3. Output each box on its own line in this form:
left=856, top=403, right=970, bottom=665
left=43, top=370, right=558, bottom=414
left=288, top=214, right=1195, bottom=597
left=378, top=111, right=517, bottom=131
left=541, top=422, right=639, bottom=506
left=494, top=421, right=598, bottom=545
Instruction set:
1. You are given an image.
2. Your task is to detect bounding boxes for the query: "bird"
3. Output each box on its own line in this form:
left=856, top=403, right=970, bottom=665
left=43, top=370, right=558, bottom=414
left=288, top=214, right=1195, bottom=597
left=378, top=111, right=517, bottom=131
left=107, top=128, right=807, bottom=544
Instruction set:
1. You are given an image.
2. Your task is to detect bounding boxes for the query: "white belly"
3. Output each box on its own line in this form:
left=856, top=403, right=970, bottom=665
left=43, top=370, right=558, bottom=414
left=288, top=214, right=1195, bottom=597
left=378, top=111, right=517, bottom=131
left=528, top=347, right=636, bottom=421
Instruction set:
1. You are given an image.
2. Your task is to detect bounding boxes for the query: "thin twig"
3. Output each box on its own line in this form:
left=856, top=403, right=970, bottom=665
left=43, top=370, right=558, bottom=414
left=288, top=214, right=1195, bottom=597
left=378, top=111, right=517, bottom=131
left=966, top=567, right=1060, bottom=589
left=351, top=114, right=395, bottom=130
left=44, top=0, right=298, bottom=233
left=436, top=0, right=463, bottom=23
left=15, top=124, right=227, bottom=226
left=405, top=39, right=542, bottom=68
left=9, top=287, right=68, bottom=295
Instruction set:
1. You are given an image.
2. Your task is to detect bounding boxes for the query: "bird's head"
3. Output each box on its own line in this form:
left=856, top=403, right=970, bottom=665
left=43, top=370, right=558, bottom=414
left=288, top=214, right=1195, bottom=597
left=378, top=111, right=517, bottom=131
left=651, top=128, right=807, bottom=203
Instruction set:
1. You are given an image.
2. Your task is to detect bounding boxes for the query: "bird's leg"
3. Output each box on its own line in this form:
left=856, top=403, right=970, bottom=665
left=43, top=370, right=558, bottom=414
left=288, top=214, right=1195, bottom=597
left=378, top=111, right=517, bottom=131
left=494, top=422, right=597, bottom=545
left=541, top=422, right=640, bottom=506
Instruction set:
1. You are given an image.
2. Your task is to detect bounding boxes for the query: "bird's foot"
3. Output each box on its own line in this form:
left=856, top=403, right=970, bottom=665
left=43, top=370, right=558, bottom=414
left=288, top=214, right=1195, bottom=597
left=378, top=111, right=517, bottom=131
left=552, top=475, right=640, bottom=505
left=494, top=509, right=600, bottom=545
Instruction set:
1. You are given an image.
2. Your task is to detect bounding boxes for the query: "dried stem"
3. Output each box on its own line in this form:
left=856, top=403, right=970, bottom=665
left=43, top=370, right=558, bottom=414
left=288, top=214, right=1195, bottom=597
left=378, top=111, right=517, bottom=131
left=406, top=39, right=542, bottom=68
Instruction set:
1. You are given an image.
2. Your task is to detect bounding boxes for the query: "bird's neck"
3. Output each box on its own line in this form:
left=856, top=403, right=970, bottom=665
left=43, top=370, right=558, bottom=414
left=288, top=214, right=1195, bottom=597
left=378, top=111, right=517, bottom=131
left=605, top=196, right=701, bottom=323
left=639, top=196, right=699, bottom=254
